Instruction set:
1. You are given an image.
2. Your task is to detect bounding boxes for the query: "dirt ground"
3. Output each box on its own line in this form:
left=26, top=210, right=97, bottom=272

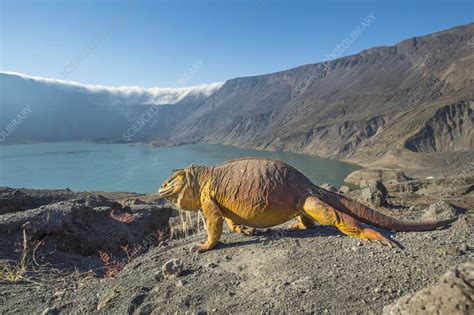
left=0, top=179, right=472, bottom=314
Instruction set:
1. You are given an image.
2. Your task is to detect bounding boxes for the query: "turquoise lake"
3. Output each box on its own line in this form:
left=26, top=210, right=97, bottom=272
left=0, top=142, right=361, bottom=193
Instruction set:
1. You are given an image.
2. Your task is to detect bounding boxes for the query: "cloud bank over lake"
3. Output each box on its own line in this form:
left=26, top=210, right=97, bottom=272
left=1, top=71, right=224, bottom=106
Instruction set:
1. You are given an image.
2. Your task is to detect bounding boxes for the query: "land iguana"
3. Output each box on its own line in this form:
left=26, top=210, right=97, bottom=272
left=158, top=157, right=457, bottom=252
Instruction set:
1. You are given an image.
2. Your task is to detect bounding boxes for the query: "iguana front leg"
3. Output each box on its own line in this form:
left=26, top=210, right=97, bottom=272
left=302, top=196, right=396, bottom=247
left=225, top=218, right=256, bottom=235
left=191, top=198, right=223, bottom=253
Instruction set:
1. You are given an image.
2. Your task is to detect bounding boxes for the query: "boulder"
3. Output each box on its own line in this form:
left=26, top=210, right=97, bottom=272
left=0, top=196, right=175, bottom=255
left=0, top=187, right=76, bottom=215
left=383, top=262, right=474, bottom=314
left=359, top=180, right=388, bottom=206
left=422, top=201, right=458, bottom=221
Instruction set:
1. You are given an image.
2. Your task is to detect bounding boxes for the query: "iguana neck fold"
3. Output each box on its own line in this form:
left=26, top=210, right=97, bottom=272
left=187, top=165, right=213, bottom=197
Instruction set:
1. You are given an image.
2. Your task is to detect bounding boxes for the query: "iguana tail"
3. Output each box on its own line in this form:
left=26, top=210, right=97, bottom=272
left=318, top=189, right=458, bottom=231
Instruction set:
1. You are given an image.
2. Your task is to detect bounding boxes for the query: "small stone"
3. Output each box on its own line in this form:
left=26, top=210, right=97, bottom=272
left=53, top=289, right=66, bottom=299
left=41, top=307, right=57, bottom=315
left=321, top=183, right=338, bottom=192
left=339, top=185, right=352, bottom=194
left=175, top=279, right=184, bottom=287
left=162, top=258, right=184, bottom=279
left=206, top=262, right=218, bottom=268
left=155, top=270, right=163, bottom=280
left=458, top=243, right=468, bottom=252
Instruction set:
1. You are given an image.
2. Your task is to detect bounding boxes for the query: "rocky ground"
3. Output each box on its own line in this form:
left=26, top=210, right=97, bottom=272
left=0, top=172, right=472, bottom=314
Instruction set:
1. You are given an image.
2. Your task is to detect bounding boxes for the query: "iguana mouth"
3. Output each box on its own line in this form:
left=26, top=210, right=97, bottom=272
left=158, top=185, right=174, bottom=197
left=158, top=186, right=181, bottom=205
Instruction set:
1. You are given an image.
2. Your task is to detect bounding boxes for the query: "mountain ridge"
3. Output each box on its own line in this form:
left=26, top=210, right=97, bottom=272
left=169, top=23, right=473, bottom=175
left=1, top=23, right=473, bottom=176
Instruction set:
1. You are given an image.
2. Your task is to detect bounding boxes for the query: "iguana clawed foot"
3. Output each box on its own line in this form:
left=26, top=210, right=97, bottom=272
left=190, top=241, right=221, bottom=253
left=359, top=228, right=400, bottom=248
left=290, top=215, right=317, bottom=230
left=302, top=196, right=400, bottom=248
left=225, top=218, right=255, bottom=236
left=235, top=225, right=256, bottom=235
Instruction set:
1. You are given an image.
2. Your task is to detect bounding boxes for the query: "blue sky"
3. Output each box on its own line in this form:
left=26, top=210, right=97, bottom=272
left=1, top=0, right=473, bottom=87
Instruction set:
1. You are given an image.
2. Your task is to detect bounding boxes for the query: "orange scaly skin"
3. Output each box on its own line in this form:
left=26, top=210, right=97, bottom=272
left=158, top=157, right=457, bottom=252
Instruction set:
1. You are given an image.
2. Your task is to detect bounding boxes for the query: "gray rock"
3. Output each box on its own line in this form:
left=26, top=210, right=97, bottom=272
left=422, top=201, right=458, bottom=221
left=359, top=180, right=388, bottom=206
left=345, top=169, right=411, bottom=186
left=162, top=258, right=184, bottom=279
left=0, top=196, right=174, bottom=255
left=41, top=307, right=58, bottom=315
left=383, top=262, right=474, bottom=314
left=339, top=185, right=352, bottom=194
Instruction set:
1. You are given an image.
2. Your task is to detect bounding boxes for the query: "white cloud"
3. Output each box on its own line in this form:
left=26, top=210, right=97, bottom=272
left=1, top=71, right=224, bottom=105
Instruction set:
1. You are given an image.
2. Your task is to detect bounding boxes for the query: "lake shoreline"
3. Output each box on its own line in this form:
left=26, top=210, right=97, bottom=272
left=0, top=142, right=361, bottom=193
left=3, top=138, right=472, bottom=185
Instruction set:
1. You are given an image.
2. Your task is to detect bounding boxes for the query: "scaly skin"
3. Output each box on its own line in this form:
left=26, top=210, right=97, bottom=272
left=158, top=157, right=457, bottom=252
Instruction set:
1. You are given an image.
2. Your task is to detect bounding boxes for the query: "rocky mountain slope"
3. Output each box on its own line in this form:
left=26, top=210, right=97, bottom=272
left=171, top=23, right=473, bottom=173
left=1, top=24, right=472, bottom=174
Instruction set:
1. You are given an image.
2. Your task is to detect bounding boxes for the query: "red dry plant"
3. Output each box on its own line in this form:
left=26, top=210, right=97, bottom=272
left=109, top=210, right=135, bottom=224
left=98, top=250, right=126, bottom=279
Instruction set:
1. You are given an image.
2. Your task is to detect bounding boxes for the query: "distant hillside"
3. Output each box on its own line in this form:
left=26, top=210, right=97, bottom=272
left=1, top=24, right=472, bottom=175
left=171, top=23, right=474, bottom=174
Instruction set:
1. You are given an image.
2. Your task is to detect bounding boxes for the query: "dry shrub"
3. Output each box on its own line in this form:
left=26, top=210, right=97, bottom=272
left=98, top=227, right=168, bottom=280
left=109, top=209, right=134, bottom=224
left=0, top=229, right=29, bottom=283
left=98, top=250, right=126, bottom=280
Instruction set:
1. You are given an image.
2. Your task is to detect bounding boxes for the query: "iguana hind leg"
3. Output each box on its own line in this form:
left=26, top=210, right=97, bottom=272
left=225, top=218, right=255, bottom=235
left=290, top=214, right=316, bottom=229
left=302, top=196, right=395, bottom=247
left=191, top=198, right=223, bottom=253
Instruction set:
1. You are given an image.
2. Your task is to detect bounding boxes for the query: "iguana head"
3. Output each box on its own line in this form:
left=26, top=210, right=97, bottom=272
left=158, top=166, right=201, bottom=211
